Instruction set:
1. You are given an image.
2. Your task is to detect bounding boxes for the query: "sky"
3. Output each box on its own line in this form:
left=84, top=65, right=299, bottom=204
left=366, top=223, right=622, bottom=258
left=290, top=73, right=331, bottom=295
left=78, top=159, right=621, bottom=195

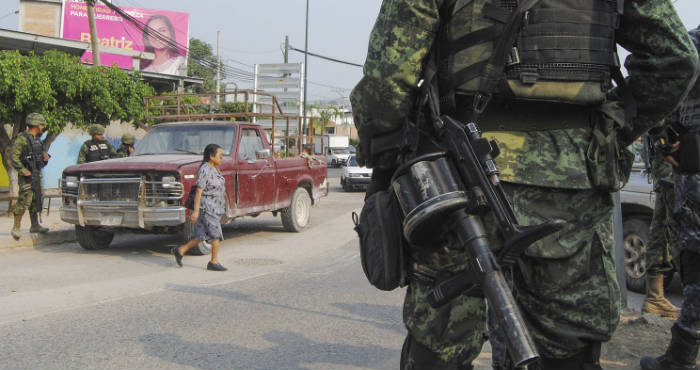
left=1, top=0, right=699, bottom=104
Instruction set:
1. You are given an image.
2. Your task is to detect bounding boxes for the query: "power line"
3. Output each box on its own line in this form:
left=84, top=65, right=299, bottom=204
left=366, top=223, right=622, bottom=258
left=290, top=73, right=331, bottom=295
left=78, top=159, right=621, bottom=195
left=289, top=46, right=362, bottom=68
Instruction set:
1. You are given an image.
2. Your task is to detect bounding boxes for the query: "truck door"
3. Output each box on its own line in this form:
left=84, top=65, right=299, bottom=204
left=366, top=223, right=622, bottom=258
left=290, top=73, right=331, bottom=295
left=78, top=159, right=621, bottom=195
left=235, top=128, right=276, bottom=211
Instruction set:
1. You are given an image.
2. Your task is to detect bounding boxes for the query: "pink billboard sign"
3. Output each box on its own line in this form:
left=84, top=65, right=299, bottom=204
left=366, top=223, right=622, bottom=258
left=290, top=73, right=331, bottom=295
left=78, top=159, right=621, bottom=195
left=62, top=1, right=189, bottom=75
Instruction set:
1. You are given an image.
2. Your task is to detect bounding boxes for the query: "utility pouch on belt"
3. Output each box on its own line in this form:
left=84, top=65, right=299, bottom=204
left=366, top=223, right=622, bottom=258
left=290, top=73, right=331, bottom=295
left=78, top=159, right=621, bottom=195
left=586, top=102, right=634, bottom=192
left=677, top=132, right=700, bottom=175
left=353, top=189, right=407, bottom=291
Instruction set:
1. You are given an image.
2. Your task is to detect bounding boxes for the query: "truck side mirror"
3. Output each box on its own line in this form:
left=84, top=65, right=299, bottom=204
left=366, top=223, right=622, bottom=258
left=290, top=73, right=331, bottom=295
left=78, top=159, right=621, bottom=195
left=256, top=149, right=271, bottom=160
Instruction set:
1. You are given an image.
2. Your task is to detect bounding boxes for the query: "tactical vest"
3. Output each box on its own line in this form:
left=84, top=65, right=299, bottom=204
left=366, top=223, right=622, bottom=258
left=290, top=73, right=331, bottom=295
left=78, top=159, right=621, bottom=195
left=85, top=140, right=112, bottom=162
left=437, top=0, right=622, bottom=109
left=679, top=73, right=700, bottom=132
left=20, top=132, right=45, bottom=172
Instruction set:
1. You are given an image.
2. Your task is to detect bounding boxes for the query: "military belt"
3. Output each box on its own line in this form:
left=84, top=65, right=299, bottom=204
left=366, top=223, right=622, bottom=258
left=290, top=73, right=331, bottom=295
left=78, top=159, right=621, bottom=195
left=452, top=95, right=594, bottom=132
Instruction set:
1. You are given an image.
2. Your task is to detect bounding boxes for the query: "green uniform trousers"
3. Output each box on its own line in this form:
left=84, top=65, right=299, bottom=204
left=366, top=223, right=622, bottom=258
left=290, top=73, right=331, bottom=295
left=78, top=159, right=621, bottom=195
left=13, top=175, right=40, bottom=217
left=403, top=183, right=620, bottom=366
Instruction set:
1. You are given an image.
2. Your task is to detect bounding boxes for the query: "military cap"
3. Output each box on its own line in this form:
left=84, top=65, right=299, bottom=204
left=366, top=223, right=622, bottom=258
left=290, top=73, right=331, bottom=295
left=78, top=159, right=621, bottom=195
left=89, top=124, right=105, bottom=136
left=26, top=113, right=46, bottom=127
left=121, top=133, right=135, bottom=145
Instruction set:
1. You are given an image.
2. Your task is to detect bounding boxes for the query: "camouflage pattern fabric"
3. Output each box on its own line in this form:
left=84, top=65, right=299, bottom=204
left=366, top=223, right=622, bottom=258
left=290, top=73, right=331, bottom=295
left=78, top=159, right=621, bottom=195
left=10, top=133, right=42, bottom=217
left=404, top=182, right=619, bottom=362
left=674, top=173, right=700, bottom=255
left=647, top=152, right=679, bottom=275
left=116, top=144, right=132, bottom=158
left=352, top=0, right=699, bottom=366
left=13, top=174, right=40, bottom=216
left=678, top=283, right=700, bottom=335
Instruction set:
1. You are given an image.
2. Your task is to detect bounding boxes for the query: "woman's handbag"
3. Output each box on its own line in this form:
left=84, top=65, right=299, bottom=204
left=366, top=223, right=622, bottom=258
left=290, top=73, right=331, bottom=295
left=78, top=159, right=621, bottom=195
left=184, top=186, right=197, bottom=210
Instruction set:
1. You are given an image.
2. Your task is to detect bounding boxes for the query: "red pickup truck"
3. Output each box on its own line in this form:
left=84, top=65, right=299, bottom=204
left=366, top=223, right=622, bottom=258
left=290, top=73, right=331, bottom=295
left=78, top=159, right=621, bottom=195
left=60, top=121, right=329, bottom=254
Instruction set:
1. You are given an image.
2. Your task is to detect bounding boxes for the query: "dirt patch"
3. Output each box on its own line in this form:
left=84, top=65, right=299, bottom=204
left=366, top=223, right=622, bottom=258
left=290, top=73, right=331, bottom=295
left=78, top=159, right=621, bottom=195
left=600, top=309, right=674, bottom=369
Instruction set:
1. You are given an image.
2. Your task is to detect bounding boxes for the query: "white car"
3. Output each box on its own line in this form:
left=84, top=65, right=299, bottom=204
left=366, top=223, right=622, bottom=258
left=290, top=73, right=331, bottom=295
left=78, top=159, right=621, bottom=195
left=340, top=155, right=372, bottom=191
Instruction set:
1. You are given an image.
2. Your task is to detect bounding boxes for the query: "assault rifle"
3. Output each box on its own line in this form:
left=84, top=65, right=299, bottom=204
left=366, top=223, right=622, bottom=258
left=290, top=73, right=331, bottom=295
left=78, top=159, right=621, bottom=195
left=390, top=115, right=565, bottom=367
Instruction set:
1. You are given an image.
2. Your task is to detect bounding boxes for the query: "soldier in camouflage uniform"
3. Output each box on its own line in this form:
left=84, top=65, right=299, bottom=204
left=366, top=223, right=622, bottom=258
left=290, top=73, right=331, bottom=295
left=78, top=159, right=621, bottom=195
left=77, top=124, right=118, bottom=164
left=10, top=113, right=50, bottom=240
left=351, top=1, right=699, bottom=369
left=116, top=133, right=135, bottom=158
left=643, top=131, right=681, bottom=319
left=641, top=25, right=700, bottom=370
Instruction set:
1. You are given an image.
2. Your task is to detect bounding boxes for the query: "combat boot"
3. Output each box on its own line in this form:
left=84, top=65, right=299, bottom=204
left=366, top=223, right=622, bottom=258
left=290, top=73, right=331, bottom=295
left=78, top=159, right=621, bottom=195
left=642, top=273, right=680, bottom=320
left=10, top=215, right=22, bottom=240
left=29, top=212, right=48, bottom=234
left=640, top=323, right=700, bottom=370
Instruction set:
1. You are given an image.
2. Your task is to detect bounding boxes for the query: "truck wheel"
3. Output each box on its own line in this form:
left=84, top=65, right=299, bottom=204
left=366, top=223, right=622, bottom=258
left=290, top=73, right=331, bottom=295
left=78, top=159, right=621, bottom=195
left=75, top=225, right=114, bottom=250
left=624, top=218, right=650, bottom=294
left=281, top=188, right=311, bottom=232
left=180, top=220, right=212, bottom=256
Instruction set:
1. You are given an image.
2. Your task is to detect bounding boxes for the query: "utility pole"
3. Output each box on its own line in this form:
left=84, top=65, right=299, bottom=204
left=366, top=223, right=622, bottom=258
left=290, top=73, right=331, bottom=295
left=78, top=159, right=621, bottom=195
left=86, top=0, right=101, bottom=66
left=284, top=35, right=289, bottom=63
left=302, top=0, right=309, bottom=140
left=216, top=31, right=221, bottom=104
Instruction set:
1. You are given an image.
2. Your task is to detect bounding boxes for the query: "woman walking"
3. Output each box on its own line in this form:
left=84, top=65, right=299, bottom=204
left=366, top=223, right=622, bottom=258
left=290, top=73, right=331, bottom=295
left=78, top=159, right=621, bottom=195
left=172, top=144, right=227, bottom=271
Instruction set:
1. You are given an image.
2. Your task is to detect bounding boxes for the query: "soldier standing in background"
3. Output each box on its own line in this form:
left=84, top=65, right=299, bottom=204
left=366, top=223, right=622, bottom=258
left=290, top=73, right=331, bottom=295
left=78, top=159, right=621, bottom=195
left=10, top=113, right=50, bottom=240
left=351, top=0, right=699, bottom=369
left=116, top=133, right=136, bottom=158
left=77, top=124, right=118, bottom=164
left=643, top=128, right=681, bottom=319
left=641, top=25, right=700, bottom=370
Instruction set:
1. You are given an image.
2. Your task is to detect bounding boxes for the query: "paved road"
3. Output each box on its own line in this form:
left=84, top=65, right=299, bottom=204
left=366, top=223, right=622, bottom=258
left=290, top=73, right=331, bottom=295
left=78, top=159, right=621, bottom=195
left=0, top=168, right=679, bottom=369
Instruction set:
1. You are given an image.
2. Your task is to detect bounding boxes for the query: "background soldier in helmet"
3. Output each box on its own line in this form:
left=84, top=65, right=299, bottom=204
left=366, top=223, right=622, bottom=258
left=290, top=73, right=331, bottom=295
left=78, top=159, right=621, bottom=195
left=10, top=113, right=50, bottom=240
left=77, top=124, right=118, bottom=164
left=351, top=1, right=699, bottom=369
left=117, top=133, right=135, bottom=158
left=641, top=25, right=700, bottom=370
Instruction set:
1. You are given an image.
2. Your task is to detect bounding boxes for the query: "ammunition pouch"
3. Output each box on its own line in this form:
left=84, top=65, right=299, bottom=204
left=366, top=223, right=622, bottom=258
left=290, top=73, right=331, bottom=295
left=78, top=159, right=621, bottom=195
left=360, top=120, right=419, bottom=169
left=353, top=188, right=407, bottom=291
left=676, top=132, right=700, bottom=175
left=586, top=101, right=634, bottom=192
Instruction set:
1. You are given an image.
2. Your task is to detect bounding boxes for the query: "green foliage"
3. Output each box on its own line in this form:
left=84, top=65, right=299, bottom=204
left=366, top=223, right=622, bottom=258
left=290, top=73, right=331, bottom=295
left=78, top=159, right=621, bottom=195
left=187, top=38, right=217, bottom=93
left=0, top=49, right=154, bottom=134
left=310, top=104, right=341, bottom=135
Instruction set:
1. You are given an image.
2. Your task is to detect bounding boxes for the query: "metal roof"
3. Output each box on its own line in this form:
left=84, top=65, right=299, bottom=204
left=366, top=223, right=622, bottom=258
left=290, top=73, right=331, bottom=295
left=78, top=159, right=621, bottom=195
left=0, top=28, right=89, bottom=56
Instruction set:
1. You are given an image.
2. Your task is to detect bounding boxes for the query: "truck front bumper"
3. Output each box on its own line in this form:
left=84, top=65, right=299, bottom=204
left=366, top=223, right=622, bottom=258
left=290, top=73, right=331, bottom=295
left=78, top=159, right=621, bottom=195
left=61, top=206, right=185, bottom=229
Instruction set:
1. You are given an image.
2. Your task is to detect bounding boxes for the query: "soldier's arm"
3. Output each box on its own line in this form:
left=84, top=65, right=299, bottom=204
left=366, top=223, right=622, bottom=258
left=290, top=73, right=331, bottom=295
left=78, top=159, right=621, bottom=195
left=616, top=0, right=700, bottom=142
left=349, top=0, right=440, bottom=167
left=77, top=144, right=87, bottom=164
left=107, top=142, right=119, bottom=159
left=10, top=136, right=29, bottom=174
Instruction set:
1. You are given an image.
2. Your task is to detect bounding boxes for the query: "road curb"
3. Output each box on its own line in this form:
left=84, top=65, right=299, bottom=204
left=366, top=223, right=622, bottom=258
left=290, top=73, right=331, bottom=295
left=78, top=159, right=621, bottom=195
left=0, top=229, right=75, bottom=249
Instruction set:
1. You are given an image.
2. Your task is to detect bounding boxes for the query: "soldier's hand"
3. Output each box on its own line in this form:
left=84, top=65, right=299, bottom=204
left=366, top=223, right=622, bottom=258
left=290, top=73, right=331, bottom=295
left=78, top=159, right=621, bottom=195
left=128, top=147, right=134, bottom=154
left=43, top=153, right=50, bottom=162
left=665, top=141, right=681, bottom=166
left=22, top=170, right=31, bottom=177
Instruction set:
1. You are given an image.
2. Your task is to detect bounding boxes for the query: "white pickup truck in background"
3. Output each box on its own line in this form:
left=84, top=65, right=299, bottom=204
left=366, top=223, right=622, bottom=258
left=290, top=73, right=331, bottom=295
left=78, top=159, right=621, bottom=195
left=315, top=134, right=350, bottom=167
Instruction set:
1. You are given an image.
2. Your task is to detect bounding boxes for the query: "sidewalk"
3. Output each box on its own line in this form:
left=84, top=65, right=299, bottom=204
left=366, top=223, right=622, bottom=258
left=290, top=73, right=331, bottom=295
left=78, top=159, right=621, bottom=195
left=0, top=198, right=75, bottom=249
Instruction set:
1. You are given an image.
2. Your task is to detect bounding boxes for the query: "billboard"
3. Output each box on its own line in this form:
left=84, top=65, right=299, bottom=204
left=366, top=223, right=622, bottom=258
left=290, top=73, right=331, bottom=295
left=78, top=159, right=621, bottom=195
left=61, top=1, right=189, bottom=75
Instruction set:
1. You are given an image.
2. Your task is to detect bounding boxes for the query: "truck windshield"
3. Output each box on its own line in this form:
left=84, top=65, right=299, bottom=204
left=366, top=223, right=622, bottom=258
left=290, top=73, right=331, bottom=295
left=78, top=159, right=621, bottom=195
left=331, top=148, right=349, bottom=155
left=134, top=125, right=236, bottom=156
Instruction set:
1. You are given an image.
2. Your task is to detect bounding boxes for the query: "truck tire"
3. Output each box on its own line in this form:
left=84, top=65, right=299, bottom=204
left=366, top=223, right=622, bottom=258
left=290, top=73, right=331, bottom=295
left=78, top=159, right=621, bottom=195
left=624, top=218, right=650, bottom=294
left=75, top=225, right=114, bottom=250
left=281, top=188, right=311, bottom=232
left=180, top=220, right=212, bottom=256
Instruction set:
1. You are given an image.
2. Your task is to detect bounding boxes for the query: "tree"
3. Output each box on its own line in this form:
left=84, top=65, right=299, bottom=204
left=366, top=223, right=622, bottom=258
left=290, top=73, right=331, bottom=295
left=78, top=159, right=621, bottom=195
left=0, top=50, right=154, bottom=201
left=187, top=38, right=217, bottom=93
left=311, top=105, right=341, bottom=135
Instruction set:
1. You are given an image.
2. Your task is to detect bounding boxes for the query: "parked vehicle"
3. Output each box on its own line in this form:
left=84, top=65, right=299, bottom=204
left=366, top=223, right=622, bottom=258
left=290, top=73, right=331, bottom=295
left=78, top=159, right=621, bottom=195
left=60, top=121, right=329, bottom=254
left=314, top=134, right=350, bottom=167
left=340, top=155, right=372, bottom=191
left=620, top=167, right=677, bottom=293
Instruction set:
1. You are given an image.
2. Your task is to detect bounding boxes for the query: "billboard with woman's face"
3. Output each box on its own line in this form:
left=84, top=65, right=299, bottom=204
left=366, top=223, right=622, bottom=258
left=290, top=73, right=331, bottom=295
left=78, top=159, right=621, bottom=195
left=61, top=1, right=189, bottom=75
